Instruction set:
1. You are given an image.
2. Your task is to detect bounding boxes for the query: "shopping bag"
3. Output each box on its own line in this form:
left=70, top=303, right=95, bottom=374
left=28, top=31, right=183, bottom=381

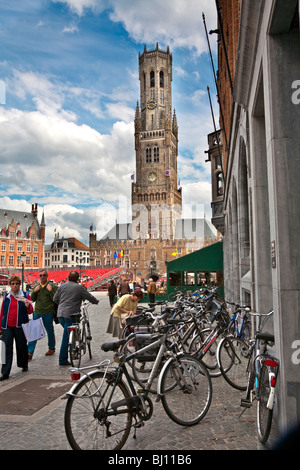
left=22, top=318, right=46, bottom=342
left=0, top=338, right=5, bottom=364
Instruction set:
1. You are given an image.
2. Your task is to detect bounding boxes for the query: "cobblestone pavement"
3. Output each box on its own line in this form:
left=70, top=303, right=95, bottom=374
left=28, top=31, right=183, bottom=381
left=0, top=292, right=280, bottom=451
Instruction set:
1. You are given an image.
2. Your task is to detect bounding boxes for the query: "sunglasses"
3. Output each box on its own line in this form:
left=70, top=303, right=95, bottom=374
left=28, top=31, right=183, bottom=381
left=10, top=282, right=20, bottom=285
left=39, top=274, right=47, bottom=277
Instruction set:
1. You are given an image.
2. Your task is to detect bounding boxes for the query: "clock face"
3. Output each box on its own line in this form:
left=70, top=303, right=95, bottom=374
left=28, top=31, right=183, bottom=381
left=148, top=172, right=157, bottom=182
left=147, top=98, right=157, bottom=110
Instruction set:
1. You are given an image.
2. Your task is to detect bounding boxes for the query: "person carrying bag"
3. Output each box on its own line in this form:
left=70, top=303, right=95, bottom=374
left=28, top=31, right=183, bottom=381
left=0, top=275, right=33, bottom=381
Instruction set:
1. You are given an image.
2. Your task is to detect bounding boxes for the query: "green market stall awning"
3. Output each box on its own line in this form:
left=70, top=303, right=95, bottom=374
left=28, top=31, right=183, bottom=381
left=166, top=241, right=223, bottom=297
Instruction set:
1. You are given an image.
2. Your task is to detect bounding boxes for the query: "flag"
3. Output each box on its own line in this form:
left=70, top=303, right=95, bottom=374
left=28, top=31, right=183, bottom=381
left=172, top=249, right=178, bottom=256
left=90, top=224, right=93, bottom=232
left=118, top=250, right=124, bottom=258
left=103, top=250, right=107, bottom=258
left=165, top=170, right=170, bottom=177
left=114, top=251, right=118, bottom=259
left=131, top=173, right=135, bottom=181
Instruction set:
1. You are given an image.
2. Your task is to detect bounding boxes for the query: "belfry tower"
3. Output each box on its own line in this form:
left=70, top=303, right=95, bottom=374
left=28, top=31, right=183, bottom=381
left=132, top=43, right=182, bottom=240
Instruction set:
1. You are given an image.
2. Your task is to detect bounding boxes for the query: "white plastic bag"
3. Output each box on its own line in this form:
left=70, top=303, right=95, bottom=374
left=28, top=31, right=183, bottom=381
left=22, top=318, right=46, bottom=342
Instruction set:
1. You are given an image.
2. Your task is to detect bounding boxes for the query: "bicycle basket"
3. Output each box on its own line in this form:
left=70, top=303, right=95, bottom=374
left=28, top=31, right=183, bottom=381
left=135, top=333, right=159, bottom=362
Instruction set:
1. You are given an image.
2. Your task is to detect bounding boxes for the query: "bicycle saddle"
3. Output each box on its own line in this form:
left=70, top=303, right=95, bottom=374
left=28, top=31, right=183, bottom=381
left=256, top=332, right=274, bottom=343
left=101, top=339, right=126, bottom=352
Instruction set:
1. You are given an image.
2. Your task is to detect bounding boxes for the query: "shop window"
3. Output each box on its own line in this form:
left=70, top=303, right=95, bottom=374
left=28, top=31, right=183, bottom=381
left=183, top=272, right=195, bottom=286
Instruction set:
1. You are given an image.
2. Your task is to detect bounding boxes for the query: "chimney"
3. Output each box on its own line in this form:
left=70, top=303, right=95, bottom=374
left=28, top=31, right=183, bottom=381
left=31, top=203, right=38, bottom=218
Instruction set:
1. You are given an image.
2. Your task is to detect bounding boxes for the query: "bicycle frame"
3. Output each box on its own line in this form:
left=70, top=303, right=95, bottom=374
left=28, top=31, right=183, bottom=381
left=66, top=331, right=184, bottom=417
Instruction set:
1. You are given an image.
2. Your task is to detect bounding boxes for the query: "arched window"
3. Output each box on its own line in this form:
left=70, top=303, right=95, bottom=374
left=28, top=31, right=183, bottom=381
left=150, top=71, right=155, bottom=88
left=153, top=146, right=159, bottom=162
left=160, top=71, right=164, bottom=88
left=146, top=147, right=152, bottom=163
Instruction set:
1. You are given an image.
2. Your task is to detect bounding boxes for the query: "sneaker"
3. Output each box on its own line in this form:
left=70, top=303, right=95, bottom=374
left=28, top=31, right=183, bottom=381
left=28, top=353, right=33, bottom=360
left=45, top=349, right=55, bottom=356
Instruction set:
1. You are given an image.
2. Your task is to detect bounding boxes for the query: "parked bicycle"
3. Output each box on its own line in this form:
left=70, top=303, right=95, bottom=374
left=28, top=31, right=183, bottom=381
left=64, top=321, right=212, bottom=450
left=68, top=301, right=92, bottom=368
left=226, top=301, right=252, bottom=342
left=240, top=309, right=279, bottom=444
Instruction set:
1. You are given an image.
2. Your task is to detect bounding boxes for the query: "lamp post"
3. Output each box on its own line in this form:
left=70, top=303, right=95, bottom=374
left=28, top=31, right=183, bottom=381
left=20, top=252, right=26, bottom=291
left=132, top=261, right=138, bottom=281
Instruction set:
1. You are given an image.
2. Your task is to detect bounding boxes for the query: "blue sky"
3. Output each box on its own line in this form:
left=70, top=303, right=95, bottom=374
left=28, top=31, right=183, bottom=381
left=0, top=0, right=218, bottom=245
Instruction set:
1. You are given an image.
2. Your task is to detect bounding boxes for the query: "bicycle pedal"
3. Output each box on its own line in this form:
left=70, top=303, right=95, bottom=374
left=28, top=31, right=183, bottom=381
left=240, top=398, right=252, bottom=408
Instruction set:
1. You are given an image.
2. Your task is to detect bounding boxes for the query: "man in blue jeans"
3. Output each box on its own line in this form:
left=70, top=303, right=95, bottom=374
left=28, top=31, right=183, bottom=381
left=53, top=271, right=99, bottom=365
left=28, top=269, right=57, bottom=359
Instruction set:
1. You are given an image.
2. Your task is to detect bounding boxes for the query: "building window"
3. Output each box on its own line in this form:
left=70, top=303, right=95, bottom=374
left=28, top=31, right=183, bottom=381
left=9, top=255, right=14, bottom=266
left=160, top=71, right=164, bottom=88
left=146, top=147, right=152, bottom=163
left=10, top=231, right=15, bottom=239
left=18, top=243, right=22, bottom=252
left=33, top=256, right=38, bottom=266
left=153, top=146, right=159, bottom=162
left=150, top=70, right=155, bottom=88
left=1, top=243, right=6, bottom=252
left=26, top=244, right=31, bottom=252
left=9, top=243, right=14, bottom=252
left=33, top=244, right=38, bottom=252
left=31, top=232, right=35, bottom=240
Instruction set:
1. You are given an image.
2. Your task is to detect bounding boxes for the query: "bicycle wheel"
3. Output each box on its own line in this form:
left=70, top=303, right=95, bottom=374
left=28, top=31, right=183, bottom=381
left=217, top=336, right=250, bottom=390
left=257, top=362, right=273, bottom=444
left=160, top=354, right=212, bottom=426
left=64, top=371, right=133, bottom=450
left=69, top=329, right=82, bottom=368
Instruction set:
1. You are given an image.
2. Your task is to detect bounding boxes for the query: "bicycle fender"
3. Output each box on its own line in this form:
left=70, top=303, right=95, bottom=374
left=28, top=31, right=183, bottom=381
left=157, top=357, right=174, bottom=397
left=65, top=369, right=113, bottom=397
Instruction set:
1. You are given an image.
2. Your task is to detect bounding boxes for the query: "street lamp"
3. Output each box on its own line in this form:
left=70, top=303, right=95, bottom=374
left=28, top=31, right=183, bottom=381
left=132, top=261, right=138, bottom=281
left=20, top=252, right=26, bottom=291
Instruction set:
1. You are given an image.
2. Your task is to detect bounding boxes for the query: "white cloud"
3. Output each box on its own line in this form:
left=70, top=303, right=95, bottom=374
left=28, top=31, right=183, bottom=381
left=109, top=0, right=217, bottom=55
left=55, top=0, right=217, bottom=55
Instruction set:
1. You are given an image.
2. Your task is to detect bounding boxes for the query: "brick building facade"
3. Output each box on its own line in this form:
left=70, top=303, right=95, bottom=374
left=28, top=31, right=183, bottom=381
left=0, top=203, right=45, bottom=270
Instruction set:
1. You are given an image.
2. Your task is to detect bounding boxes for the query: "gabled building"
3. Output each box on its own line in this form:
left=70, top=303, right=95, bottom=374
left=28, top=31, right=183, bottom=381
left=0, top=203, right=45, bottom=269
left=44, top=234, right=89, bottom=269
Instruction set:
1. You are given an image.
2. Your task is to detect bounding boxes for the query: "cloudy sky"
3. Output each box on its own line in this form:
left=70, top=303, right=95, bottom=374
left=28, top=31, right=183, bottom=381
left=0, top=0, right=219, bottom=245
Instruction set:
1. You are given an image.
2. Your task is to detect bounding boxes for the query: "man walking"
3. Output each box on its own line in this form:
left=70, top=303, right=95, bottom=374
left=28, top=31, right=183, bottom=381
left=53, top=271, right=99, bottom=366
left=147, top=278, right=157, bottom=305
left=118, top=277, right=130, bottom=297
left=28, top=269, right=57, bottom=359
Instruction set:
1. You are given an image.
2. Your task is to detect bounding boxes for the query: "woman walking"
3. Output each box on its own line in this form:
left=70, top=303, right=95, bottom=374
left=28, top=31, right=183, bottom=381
left=0, top=275, right=33, bottom=380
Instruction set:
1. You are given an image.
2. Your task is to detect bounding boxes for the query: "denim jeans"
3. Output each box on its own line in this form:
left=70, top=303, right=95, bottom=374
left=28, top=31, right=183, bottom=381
left=27, top=313, right=55, bottom=356
left=58, top=317, right=73, bottom=365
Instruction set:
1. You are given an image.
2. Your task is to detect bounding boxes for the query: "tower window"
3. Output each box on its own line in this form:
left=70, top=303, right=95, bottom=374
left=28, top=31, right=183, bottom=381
left=150, top=71, right=155, bottom=88
left=146, top=147, right=152, bottom=163
left=160, top=71, right=164, bottom=88
left=153, top=146, right=159, bottom=162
